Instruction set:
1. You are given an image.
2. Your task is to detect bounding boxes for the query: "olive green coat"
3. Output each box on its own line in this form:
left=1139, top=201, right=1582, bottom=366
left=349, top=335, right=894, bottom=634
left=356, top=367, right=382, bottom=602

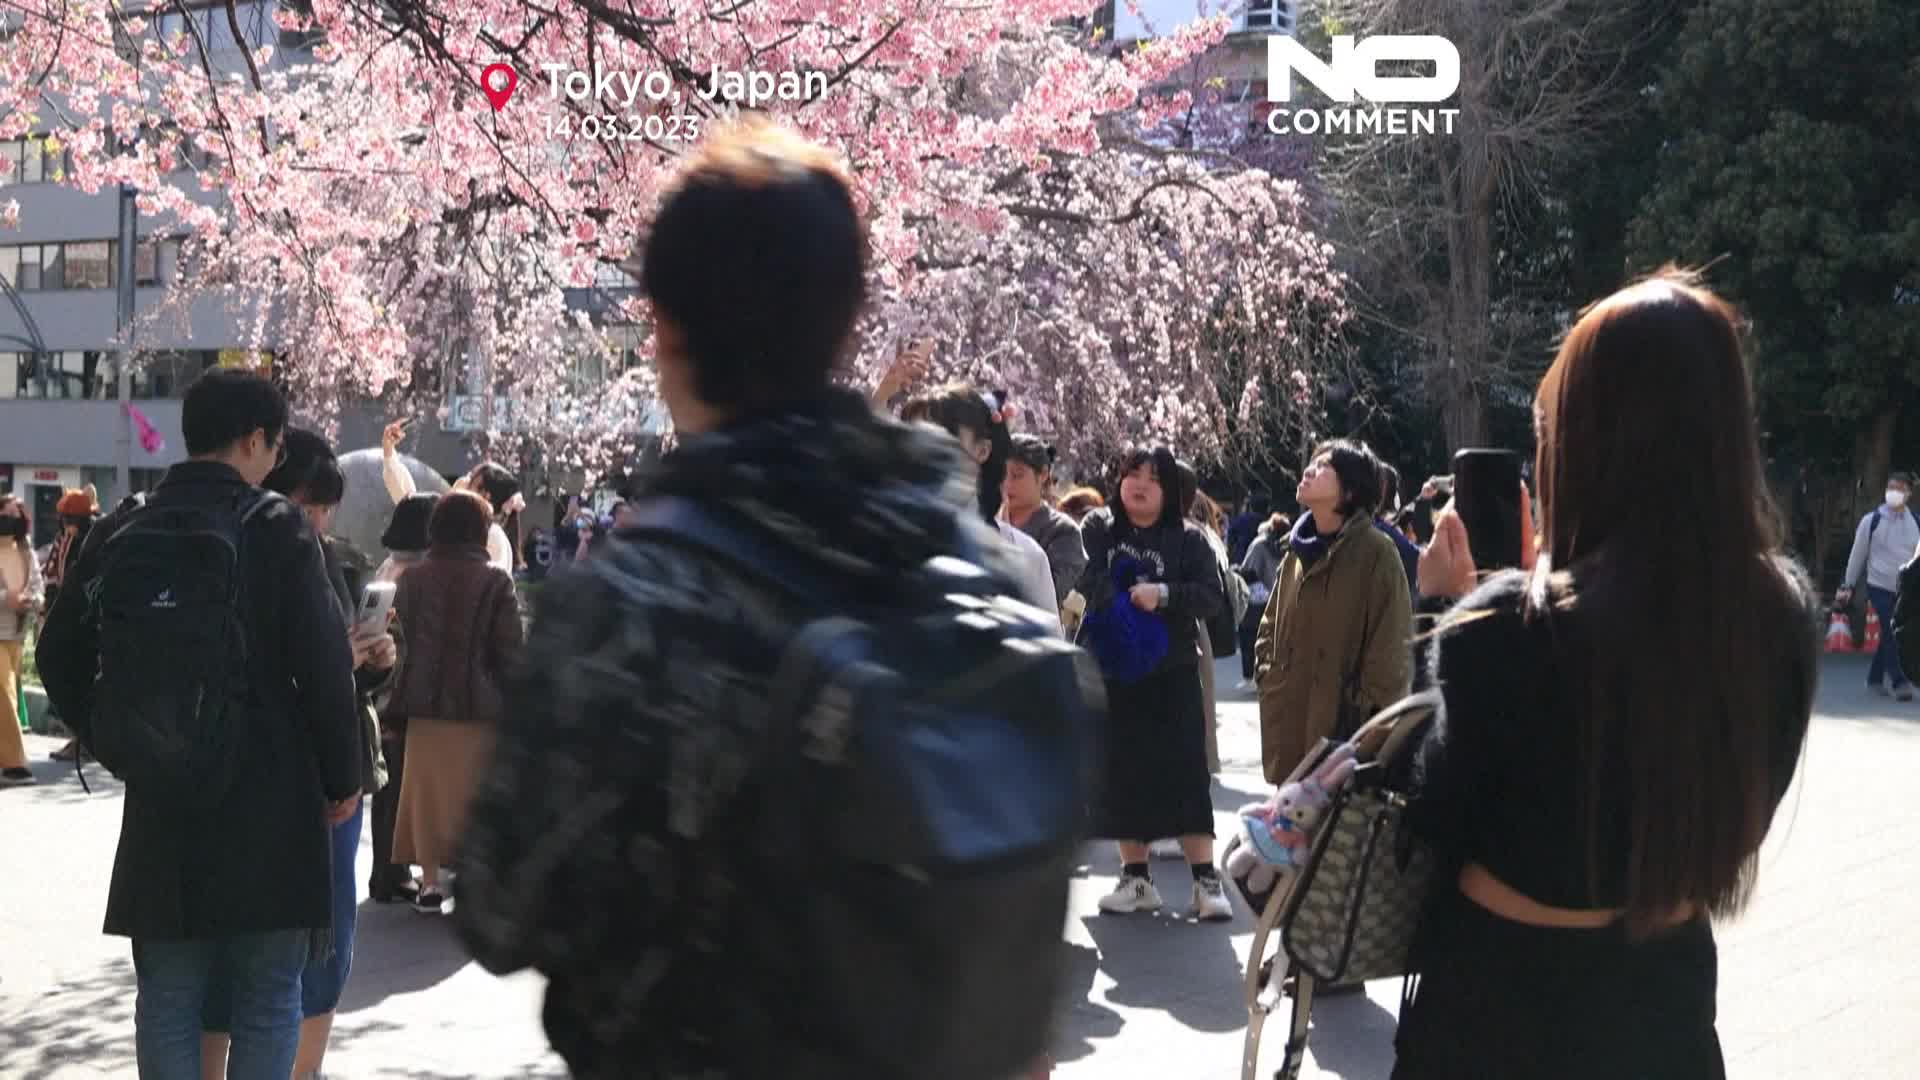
left=1254, top=515, right=1413, bottom=784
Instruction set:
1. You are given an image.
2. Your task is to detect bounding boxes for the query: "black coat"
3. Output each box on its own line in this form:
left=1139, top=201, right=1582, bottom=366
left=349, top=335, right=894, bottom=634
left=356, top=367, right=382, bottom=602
left=37, top=461, right=361, bottom=942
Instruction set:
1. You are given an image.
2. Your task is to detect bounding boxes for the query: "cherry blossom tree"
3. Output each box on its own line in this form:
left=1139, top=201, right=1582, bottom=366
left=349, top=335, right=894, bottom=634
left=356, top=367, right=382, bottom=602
left=0, top=0, right=1350, bottom=473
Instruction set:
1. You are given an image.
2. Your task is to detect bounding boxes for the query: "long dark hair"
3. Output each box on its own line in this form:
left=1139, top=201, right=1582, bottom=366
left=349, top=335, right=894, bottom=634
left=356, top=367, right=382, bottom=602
left=1525, top=269, right=1798, bottom=935
left=901, top=383, right=1012, bottom=524
left=469, top=462, right=523, bottom=567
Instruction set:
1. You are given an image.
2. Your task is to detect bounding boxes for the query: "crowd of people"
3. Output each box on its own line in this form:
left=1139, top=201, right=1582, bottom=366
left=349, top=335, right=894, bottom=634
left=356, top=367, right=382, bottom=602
left=8, top=118, right=1825, bottom=1080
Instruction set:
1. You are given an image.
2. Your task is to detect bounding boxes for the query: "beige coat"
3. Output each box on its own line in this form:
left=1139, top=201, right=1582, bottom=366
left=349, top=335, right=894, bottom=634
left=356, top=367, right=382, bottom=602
left=1254, top=515, right=1413, bottom=784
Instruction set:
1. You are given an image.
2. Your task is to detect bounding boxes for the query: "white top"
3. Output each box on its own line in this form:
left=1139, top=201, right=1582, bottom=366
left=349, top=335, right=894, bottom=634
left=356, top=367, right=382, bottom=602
left=384, top=451, right=514, bottom=574
left=997, top=520, right=1062, bottom=625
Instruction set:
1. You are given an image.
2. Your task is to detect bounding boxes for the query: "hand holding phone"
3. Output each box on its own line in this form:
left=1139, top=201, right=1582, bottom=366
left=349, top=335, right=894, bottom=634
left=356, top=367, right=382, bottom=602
left=1418, top=474, right=1537, bottom=600
left=1451, top=449, right=1523, bottom=571
left=354, top=581, right=397, bottom=637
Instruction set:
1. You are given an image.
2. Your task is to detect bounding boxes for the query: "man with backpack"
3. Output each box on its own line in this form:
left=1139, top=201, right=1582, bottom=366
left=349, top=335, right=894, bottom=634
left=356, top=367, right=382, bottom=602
left=1838, top=472, right=1920, bottom=700
left=451, top=120, right=1098, bottom=1080
left=36, top=370, right=362, bottom=1080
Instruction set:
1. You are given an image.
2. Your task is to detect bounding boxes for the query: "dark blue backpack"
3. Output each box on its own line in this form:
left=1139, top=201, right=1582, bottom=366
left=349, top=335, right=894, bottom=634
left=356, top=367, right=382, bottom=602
left=621, top=497, right=1103, bottom=1080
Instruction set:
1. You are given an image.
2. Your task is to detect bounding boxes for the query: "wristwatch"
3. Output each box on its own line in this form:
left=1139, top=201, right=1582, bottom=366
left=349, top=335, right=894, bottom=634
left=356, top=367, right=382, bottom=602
left=1156, top=584, right=1171, bottom=606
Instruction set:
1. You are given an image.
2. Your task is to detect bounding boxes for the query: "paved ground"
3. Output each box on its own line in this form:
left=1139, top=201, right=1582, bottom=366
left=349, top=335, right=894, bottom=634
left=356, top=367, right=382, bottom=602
left=3, top=653, right=1917, bottom=1079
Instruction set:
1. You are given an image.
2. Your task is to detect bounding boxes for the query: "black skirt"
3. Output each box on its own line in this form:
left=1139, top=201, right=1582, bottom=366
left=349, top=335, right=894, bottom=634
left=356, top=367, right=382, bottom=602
left=1090, top=662, right=1215, bottom=841
left=1393, top=890, right=1724, bottom=1080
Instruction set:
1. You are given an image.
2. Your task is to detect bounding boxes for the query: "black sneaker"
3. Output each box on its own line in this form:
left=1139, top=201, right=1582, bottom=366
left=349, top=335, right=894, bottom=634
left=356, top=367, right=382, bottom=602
left=1, top=767, right=37, bottom=787
left=412, top=889, right=448, bottom=915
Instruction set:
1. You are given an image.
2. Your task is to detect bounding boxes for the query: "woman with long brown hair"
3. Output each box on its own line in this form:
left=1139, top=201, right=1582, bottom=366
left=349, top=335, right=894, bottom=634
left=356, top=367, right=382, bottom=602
left=1399, top=271, right=1819, bottom=1078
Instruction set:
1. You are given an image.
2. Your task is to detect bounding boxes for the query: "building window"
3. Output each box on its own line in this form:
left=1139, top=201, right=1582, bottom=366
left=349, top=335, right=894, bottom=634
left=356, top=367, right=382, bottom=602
left=64, top=241, right=113, bottom=289
left=11, top=350, right=108, bottom=400
left=0, top=136, right=65, bottom=185
left=0, top=240, right=131, bottom=291
left=8, top=244, right=60, bottom=291
left=8, top=349, right=216, bottom=399
left=1244, top=0, right=1294, bottom=33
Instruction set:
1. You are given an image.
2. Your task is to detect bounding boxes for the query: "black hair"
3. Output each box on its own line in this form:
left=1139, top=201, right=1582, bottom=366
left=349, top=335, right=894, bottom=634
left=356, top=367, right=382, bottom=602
left=382, top=493, right=439, bottom=553
left=182, top=369, right=289, bottom=457
left=1310, top=439, right=1384, bottom=520
left=469, top=462, right=520, bottom=514
left=468, top=462, right=522, bottom=566
left=640, top=120, right=865, bottom=415
left=1248, top=492, right=1272, bottom=518
left=1376, top=461, right=1402, bottom=517
left=262, top=428, right=344, bottom=506
left=1892, top=472, right=1915, bottom=489
left=1109, top=445, right=1188, bottom=531
left=901, top=383, right=1012, bottom=524
left=1008, top=434, right=1057, bottom=474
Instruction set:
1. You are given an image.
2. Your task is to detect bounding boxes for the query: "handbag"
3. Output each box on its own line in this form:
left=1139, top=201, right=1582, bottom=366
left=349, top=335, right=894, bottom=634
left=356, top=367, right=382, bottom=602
left=1244, top=692, right=1439, bottom=1080
left=1280, top=691, right=1438, bottom=982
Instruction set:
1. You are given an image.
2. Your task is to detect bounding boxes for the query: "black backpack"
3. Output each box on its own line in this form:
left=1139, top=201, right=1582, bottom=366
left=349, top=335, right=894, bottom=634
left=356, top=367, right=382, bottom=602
left=620, top=497, right=1103, bottom=1080
left=81, top=488, right=276, bottom=808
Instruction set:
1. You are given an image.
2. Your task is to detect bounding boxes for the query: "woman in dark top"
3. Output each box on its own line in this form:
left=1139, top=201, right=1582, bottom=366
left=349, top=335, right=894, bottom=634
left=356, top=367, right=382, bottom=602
left=1077, top=446, right=1232, bottom=921
left=1399, top=272, right=1820, bottom=1079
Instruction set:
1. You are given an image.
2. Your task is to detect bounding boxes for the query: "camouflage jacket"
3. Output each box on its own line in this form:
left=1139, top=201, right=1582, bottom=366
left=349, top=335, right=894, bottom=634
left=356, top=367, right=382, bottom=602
left=453, top=389, right=1014, bottom=1079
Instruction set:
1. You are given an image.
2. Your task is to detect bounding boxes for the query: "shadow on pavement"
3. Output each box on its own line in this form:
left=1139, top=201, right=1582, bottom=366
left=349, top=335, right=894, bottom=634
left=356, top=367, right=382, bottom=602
left=5, top=758, right=124, bottom=804
left=1295, top=983, right=1399, bottom=1078
left=0, top=955, right=136, bottom=1079
left=337, top=903, right=472, bottom=1013
left=1079, top=910, right=1246, bottom=1036
left=1212, top=777, right=1268, bottom=816
left=1050, top=941, right=1122, bottom=1064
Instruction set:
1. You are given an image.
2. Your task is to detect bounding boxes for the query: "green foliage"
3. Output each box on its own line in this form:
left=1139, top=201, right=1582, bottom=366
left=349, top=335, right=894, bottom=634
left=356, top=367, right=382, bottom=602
left=1630, top=0, right=1920, bottom=452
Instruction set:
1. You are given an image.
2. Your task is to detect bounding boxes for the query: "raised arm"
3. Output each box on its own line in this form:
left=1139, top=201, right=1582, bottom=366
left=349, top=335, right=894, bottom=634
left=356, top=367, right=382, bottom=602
left=380, top=419, right=417, bottom=505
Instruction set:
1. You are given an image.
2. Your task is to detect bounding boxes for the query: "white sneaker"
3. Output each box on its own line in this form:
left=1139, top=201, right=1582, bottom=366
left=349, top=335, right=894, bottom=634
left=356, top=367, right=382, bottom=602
left=1235, top=678, right=1255, bottom=692
left=1148, top=838, right=1184, bottom=859
left=1193, top=875, right=1234, bottom=922
left=1098, top=876, right=1164, bottom=914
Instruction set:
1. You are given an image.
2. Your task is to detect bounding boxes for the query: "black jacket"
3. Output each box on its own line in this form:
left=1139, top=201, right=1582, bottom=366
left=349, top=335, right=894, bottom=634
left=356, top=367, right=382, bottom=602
left=324, top=536, right=398, bottom=793
left=452, top=389, right=1018, bottom=1079
left=37, top=461, right=361, bottom=942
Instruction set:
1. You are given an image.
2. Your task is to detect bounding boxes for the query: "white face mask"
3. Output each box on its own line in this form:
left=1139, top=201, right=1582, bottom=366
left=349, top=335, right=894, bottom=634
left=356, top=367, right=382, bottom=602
left=1889, top=489, right=1909, bottom=509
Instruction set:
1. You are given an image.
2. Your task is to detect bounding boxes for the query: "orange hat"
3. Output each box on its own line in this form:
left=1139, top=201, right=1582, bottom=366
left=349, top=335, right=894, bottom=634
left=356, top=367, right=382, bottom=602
left=56, top=488, right=98, bottom=516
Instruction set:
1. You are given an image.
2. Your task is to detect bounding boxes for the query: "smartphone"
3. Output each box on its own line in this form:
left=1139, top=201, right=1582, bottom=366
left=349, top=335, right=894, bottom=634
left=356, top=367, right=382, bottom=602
left=355, top=581, right=397, bottom=636
left=1451, top=449, right=1523, bottom=571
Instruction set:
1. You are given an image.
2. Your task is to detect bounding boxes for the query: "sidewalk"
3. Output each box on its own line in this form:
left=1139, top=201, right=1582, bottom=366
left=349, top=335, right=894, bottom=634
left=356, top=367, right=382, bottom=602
left=3, top=654, right=1918, bottom=1078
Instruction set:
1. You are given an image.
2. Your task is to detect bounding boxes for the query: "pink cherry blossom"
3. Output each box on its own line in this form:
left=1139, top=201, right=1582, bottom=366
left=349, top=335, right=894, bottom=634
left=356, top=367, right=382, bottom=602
left=0, top=0, right=1346, bottom=475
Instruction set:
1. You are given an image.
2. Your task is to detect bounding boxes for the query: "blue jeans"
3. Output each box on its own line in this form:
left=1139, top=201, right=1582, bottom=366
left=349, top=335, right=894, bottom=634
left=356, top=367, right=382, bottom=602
left=1869, top=586, right=1909, bottom=689
left=203, top=802, right=363, bottom=1029
left=132, top=930, right=308, bottom=1080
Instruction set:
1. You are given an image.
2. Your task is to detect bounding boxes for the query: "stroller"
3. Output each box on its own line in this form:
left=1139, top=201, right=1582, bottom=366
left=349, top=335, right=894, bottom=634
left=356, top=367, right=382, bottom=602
left=1224, top=693, right=1440, bottom=1080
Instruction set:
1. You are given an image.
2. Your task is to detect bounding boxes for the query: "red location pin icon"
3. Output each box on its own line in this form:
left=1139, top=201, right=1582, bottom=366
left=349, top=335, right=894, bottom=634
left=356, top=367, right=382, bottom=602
left=480, top=63, right=517, bottom=112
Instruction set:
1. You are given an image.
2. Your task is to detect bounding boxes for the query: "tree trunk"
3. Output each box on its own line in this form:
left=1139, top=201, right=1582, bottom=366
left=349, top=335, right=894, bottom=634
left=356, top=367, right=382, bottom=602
left=1440, top=131, right=1494, bottom=452
left=1854, top=407, right=1896, bottom=522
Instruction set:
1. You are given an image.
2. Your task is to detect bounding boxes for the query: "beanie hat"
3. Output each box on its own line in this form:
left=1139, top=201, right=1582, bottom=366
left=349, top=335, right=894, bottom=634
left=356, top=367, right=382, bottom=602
left=56, top=488, right=98, bottom=516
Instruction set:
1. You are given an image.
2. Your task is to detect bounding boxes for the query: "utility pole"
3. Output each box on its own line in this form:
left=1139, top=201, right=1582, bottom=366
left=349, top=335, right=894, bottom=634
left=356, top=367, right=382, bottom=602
left=113, top=181, right=135, bottom=504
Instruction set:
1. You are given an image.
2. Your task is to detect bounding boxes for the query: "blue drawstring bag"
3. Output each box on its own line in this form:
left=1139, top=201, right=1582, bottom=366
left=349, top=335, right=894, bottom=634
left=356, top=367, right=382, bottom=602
left=1078, top=554, right=1169, bottom=684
